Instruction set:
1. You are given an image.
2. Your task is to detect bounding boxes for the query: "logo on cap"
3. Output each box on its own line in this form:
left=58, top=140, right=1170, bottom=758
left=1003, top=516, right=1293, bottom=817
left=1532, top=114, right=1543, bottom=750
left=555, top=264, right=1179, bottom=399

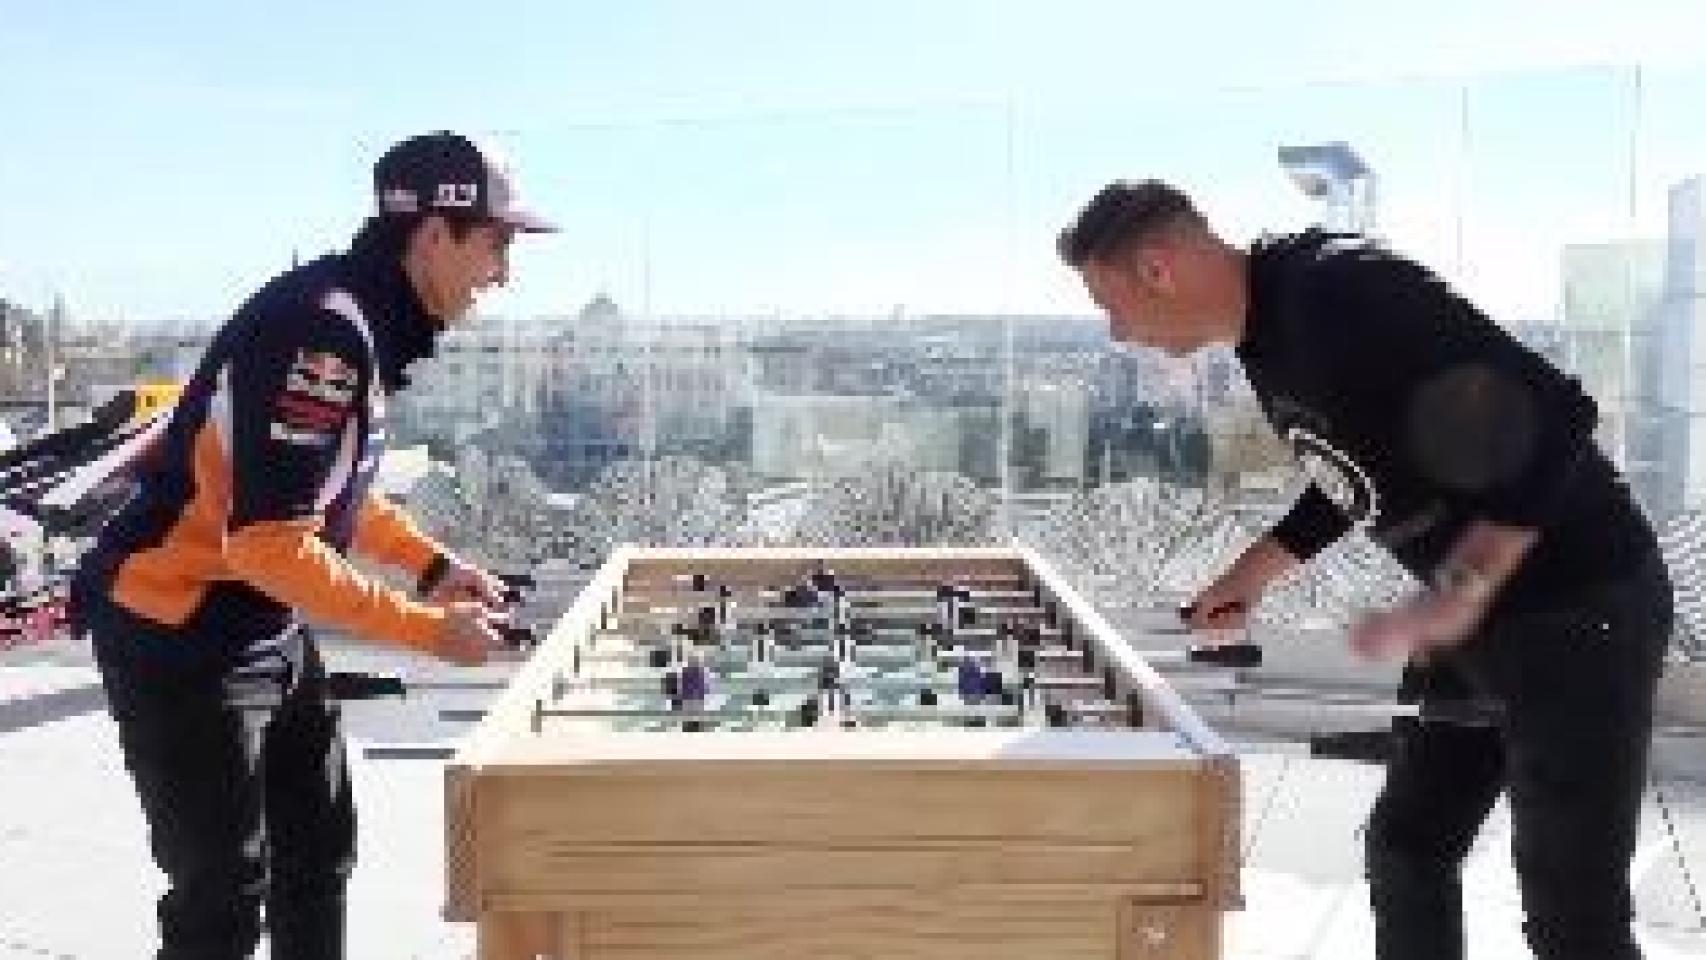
left=379, top=188, right=419, bottom=214
left=434, top=183, right=479, bottom=208
left=373, top=131, right=558, bottom=232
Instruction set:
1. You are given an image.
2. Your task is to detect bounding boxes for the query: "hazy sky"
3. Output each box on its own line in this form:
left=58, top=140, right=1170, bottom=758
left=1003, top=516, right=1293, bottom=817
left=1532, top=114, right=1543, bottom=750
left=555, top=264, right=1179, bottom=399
left=5, top=0, right=1706, bottom=329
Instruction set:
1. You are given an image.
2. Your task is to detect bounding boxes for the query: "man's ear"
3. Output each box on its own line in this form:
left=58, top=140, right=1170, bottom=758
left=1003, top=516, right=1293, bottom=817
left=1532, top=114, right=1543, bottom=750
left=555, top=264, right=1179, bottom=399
left=1136, top=248, right=1175, bottom=296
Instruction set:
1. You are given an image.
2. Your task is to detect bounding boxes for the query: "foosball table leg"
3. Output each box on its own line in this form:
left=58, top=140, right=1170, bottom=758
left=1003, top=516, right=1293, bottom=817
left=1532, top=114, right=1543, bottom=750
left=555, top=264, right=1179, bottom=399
left=478, top=911, right=574, bottom=959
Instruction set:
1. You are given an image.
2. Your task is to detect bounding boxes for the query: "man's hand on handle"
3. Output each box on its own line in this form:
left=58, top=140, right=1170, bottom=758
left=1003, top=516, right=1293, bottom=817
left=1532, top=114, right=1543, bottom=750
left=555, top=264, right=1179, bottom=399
left=435, top=601, right=505, bottom=666
left=1183, top=536, right=1300, bottom=634
left=426, top=556, right=507, bottom=609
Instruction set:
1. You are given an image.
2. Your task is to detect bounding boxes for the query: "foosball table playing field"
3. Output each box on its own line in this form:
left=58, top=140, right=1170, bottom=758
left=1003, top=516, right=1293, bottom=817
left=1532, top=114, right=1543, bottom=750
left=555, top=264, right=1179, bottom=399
left=444, top=547, right=1247, bottom=959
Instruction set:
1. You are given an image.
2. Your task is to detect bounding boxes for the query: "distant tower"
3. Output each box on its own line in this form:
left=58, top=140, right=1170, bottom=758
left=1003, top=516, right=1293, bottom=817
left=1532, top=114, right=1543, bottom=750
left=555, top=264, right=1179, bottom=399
left=1278, top=141, right=1377, bottom=235
left=46, top=294, right=64, bottom=433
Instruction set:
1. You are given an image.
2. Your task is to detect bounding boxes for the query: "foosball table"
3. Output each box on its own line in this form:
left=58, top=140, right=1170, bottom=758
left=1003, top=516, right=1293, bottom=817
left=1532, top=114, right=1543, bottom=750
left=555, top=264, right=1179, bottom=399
left=445, top=547, right=1246, bottom=959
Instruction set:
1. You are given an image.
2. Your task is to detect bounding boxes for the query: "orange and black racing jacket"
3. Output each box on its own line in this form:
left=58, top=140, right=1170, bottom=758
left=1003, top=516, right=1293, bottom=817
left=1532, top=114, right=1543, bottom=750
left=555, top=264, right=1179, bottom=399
left=79, top=247, right=451, bottom=658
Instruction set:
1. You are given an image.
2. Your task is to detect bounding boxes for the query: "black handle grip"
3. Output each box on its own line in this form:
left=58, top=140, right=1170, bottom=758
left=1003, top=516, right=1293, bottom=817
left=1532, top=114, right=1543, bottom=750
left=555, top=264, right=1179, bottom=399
left=1309, top=729, right=1395, bottom=764
left=326, top=672, right=406, bottom=701
left=1186, top=643, right=1263, bottom=669
left=498, top=625, right=536, bottom=651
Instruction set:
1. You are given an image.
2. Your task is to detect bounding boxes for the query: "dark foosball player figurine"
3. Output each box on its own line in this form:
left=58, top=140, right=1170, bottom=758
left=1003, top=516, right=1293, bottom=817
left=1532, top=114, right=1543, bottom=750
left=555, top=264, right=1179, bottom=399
left=715, top=584, right=736, bottom=633
left=676, top=656, right=711, bottom=732
left=956, top=656, right=985, bottom=708
left=1060, top=180, right=1673, bottom=960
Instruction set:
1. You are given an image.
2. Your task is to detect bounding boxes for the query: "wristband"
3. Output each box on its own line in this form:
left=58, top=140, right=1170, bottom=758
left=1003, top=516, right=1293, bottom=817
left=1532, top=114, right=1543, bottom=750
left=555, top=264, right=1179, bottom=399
left=1431, top=563, right=1494, bottom=607
left=417, top=553, right=451, bottom=598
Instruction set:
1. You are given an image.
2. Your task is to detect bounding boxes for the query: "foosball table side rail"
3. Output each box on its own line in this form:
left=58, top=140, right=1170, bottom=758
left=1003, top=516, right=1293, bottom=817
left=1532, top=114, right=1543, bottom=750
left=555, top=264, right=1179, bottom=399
left=444, top=545, right=641, bottom=924
left=1018, top=545, right=1242, bottom=910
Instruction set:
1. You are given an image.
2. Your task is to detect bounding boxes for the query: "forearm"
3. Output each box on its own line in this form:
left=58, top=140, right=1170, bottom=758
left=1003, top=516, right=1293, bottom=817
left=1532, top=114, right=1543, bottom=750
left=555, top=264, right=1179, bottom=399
left=227, top=519, right=447, bottom=651
left=1233, top=535, right=1305, bottom=590
left=353, top=494, right=445, bottom=578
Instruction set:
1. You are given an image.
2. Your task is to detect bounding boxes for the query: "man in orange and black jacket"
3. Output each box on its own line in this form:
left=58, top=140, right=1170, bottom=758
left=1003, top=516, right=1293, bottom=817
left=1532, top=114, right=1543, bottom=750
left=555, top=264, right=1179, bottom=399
left=74, top=131, right=558, bottom=960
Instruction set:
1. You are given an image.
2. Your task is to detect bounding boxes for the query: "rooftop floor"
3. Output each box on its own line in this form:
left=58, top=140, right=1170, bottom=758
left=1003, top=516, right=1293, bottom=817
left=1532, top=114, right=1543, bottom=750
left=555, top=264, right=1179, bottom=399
left=2, top=649, right=1704, bottom=959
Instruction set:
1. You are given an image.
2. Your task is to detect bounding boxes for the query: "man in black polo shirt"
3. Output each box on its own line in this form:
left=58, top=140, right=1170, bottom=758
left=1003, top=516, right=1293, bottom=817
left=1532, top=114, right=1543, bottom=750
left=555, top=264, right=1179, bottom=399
left=1058, top=180, right=1672, bottom=960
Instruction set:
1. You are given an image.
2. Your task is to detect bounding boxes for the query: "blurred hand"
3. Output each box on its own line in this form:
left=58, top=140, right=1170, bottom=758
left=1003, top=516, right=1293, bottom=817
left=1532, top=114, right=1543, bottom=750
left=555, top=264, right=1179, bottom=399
left=1182, top=536, right=1298, bottom=634
left=1183, top=576, right=1260, bottom=633
left=1348, top=590, right=1488, bottom=662
left=427, top=558, right=507, bottom=610
left=435, top=602, right=503, bottom=666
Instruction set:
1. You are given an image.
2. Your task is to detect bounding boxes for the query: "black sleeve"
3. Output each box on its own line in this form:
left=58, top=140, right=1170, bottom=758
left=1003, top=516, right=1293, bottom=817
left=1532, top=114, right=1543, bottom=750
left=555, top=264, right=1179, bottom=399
left=1267, top=483, right=1354, bottom=562
left=226, top=307, right=370, bottom=529
left=1316, top=252, right=1599, bottom=529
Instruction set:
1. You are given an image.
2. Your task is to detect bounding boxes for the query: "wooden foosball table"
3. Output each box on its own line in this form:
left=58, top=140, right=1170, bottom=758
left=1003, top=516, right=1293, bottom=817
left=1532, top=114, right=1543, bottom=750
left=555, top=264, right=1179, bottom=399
left=445, top=547, right=1242, bottom=959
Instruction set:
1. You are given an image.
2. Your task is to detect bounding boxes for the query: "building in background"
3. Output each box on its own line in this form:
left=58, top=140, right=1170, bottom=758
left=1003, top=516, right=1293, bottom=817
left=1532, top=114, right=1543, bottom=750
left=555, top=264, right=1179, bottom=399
left=1016, top=378, right=1089, bottom=487
left=1652, top=176, right=1706, bottom=519
left=392, top=296, right=746, bottom=486
left=1557, top=240, right=1667, bottom=491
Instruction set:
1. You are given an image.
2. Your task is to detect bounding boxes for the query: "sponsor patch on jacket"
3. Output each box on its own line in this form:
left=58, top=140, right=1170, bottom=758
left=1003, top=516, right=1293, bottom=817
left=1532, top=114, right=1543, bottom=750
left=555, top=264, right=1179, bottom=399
left=269, top=421, right=336, bottom=446
left=272, top=348, right=357, bottom=445
left=285, top=349, right=358, bottom=406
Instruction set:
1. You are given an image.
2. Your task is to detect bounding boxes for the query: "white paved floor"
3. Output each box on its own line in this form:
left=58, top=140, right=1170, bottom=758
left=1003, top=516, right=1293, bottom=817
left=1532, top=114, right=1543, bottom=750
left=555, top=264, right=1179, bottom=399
left=2, top=659, right=1704, bottom=959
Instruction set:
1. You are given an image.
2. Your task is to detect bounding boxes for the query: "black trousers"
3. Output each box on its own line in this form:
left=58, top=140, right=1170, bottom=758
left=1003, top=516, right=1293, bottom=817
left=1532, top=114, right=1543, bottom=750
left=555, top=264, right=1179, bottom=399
left=1365, top=560, right=1673, bottom=960
left=88, top=596, right=355, bottom=960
